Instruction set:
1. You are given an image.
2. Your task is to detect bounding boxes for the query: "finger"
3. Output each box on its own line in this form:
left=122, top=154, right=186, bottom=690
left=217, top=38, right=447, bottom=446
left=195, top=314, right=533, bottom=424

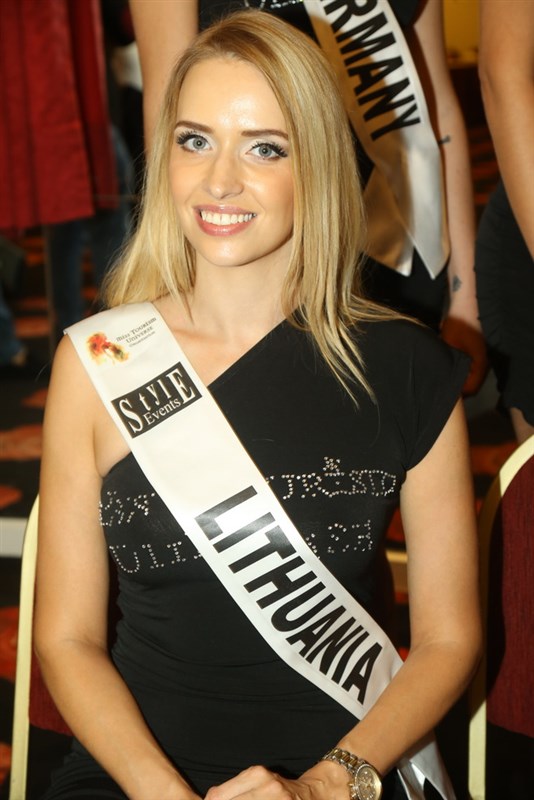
left=206, top=765, right=280, bottom=800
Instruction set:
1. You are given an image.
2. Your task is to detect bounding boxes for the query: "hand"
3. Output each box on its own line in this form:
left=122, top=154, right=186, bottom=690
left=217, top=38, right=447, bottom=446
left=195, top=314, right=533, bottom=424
left=204, top=761, right=350, bottom=800
left=440, top=314, right=488, bottom=396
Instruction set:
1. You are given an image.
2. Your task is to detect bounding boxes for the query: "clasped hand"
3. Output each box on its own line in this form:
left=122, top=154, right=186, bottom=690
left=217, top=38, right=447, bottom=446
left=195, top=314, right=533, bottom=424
left=203, top=763, right=347, bottom=800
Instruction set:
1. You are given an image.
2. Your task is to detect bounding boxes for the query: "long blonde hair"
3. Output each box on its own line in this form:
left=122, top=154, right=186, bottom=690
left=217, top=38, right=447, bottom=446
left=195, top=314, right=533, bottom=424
left=103, top=9, right=399, bottom=398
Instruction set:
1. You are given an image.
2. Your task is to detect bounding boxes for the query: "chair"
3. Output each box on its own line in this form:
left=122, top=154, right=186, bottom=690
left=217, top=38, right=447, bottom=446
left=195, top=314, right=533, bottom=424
left=9, top=496, right=40, bottom=800
left=9, top=496, right=121, bottom=799
left=9, top=496, right=74, bottom=799
left=468, top=434, right=534, bottom=800
left=9, top=497, right=71, bottom=799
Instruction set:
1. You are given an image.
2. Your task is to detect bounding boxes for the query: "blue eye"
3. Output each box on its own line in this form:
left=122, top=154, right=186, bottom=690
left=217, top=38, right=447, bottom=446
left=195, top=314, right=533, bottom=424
left=251, top=141, right=288, bottom=159
left=176, top=131, right=209, bottom=152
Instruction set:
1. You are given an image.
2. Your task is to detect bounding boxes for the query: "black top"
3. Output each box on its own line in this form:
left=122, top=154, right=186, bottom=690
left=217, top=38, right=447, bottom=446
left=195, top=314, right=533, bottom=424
left=99, top=319, right=468, bottom=793
left=200, top=0, right=420, bottom=35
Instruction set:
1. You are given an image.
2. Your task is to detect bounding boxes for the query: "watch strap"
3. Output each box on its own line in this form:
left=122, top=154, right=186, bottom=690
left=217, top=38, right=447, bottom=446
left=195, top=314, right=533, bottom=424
left=322, top=748, right=382, bottom=800
left=322, top=747, right=367, bottom=776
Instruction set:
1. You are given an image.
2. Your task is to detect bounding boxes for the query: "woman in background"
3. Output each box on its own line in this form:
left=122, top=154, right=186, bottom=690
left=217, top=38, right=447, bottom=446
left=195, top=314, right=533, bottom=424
left=476, top=0, right=534, bottom=444
left=474, top=4, right=534, bottom=799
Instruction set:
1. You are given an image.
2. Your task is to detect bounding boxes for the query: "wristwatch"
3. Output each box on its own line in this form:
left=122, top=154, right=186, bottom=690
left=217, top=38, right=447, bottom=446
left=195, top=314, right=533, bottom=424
left=321, top=747, right=383, bottom=800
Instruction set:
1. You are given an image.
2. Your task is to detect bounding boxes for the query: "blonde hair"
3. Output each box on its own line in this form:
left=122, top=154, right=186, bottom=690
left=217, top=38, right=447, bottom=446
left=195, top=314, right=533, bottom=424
left=103, top=9, right=399, bottom=398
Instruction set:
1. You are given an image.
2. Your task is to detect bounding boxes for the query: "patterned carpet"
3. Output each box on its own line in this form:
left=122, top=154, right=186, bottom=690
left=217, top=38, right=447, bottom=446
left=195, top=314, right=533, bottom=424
left=0, top=124, right=517, bottom=796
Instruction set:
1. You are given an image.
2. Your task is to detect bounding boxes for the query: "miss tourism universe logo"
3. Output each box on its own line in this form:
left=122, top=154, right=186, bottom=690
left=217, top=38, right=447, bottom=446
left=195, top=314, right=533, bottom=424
left=87, top=332, right=129, bottom=364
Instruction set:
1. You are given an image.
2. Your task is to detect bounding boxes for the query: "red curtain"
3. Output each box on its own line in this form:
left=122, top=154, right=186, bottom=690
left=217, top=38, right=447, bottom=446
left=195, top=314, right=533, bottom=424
left=0, top=0, right=118, bottom=232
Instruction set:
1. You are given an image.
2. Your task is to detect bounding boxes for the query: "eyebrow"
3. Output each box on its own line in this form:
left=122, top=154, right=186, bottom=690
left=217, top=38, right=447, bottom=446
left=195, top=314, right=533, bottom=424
left=175, top=120, right=289, bottom=140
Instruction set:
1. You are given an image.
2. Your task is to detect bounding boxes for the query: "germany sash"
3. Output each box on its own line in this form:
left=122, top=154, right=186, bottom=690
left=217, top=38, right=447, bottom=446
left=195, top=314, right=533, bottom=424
left=303, top=0, right=449, bottom=277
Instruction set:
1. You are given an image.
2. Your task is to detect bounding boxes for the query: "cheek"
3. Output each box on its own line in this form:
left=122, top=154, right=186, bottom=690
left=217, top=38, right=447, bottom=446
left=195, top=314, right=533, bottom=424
left=260, top=172, right=294, bottom=217
left=169, top=179, right=194, bottom=226
left=250, top=165, right=293, bottom=199
left=169, top=158, right=194, bottom=201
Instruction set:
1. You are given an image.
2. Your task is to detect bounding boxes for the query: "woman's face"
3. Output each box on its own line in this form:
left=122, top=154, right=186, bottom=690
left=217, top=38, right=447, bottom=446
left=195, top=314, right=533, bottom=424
left=169, top=57, right=294, bottom=277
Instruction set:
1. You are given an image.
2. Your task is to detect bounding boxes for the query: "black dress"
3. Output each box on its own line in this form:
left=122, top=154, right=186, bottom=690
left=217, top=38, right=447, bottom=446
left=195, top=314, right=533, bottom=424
left=41, top=319, right=468, bottom=798
left=475, top=179, right=534, bottom=426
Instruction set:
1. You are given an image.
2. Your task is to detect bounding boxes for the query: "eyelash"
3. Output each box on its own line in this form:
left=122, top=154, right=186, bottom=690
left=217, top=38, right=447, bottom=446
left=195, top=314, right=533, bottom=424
left=175, top=131, right=288, bottom=159
left=176, top=130, right=206, bottom=149
left=251, top=141, right=288, bottom=159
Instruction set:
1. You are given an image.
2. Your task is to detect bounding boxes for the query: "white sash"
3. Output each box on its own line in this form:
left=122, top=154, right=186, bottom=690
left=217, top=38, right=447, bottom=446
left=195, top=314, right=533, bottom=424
left=302, top=0, right=449, bottom=277
left=67, top=303, right=455, bottom=799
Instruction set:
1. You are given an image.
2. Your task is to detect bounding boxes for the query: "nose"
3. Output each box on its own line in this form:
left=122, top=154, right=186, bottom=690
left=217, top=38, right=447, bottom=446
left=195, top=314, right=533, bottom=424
left=205, top=148, right=243, bottom=199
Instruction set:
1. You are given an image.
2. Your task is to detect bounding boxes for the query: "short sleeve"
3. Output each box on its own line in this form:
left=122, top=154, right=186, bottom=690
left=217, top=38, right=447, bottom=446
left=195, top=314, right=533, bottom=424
left=403, top=324, right=470, bottom=469
left=359, top=320, right=470, bottom=473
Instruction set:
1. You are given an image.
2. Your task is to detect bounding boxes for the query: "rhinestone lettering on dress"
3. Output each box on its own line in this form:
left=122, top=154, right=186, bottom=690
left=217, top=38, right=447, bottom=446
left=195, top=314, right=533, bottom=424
left=100, top=456, right=398, bottom=574
left=166, top=541, right=203, bottom=564
left=267, top=457, right=396, bottom=500
left=326, top=520, right=372, bottom=554
left=99, top=489, right=156, bottom=526
left=245, top=0, right=304, bottom=10
left=108, top=544, right=141, bottom=574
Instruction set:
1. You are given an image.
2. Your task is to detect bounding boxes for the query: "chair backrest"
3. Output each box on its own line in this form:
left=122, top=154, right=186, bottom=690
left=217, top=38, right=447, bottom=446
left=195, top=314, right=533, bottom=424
left=468, top=434, right=534, bottom=800
left=10, top=497, right=40, bottom=800
left=10, top=498, right=73, bottom=800
left=9, top=496, right=122, bottom=799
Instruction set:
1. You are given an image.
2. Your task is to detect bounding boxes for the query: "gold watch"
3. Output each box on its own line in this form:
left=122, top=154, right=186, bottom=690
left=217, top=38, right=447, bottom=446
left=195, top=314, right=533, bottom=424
left=322, top=747, right=383, bottom=800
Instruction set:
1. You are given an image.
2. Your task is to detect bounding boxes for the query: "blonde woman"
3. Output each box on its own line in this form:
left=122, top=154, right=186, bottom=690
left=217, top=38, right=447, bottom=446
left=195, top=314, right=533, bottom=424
left=35, top=12, right=480, bottom=800
left=131, top=0, right=487, bottom=396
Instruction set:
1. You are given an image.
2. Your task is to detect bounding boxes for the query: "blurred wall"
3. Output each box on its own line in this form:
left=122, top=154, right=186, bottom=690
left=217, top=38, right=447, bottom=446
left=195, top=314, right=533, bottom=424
left=444, top=0, right=479, bottom=62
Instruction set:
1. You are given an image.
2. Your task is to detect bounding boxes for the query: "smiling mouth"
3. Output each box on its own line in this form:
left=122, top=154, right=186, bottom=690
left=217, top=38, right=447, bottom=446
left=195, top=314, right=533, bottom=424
left=199, top=210, right=256, bottom=225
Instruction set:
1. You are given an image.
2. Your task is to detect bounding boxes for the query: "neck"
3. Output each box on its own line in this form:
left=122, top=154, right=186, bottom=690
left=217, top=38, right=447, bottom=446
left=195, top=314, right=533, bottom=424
left=155, top=261, right=289, bottom=386
left=185, top=259, right=287, bottom=342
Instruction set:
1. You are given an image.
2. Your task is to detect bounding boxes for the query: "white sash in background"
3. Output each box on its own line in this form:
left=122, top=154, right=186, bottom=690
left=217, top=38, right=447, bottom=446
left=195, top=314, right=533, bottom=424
left=67, top=303, right=454, bottom=799
left=303, top=0, right=449, bottom=277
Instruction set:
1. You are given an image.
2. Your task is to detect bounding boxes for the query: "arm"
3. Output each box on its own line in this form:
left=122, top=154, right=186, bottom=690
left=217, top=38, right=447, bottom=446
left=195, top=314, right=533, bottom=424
left=34, top=337, right=198, bottom=800
left=411, top=0, right=487, bottom=395
left=479, top=0, right=534, bottom=258
left=203, top=402, right=482, bottom=800
left=130, top=0, right=198, bottom=151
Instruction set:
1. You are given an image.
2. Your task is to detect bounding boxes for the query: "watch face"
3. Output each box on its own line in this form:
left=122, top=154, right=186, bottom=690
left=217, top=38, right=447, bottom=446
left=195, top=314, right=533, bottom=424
left=354, top=764, right=382, bottom=800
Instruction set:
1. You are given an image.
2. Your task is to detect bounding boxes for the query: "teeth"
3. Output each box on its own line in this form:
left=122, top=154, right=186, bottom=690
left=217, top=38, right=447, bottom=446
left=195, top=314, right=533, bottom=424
left=200, top=211, right=255, bottom=225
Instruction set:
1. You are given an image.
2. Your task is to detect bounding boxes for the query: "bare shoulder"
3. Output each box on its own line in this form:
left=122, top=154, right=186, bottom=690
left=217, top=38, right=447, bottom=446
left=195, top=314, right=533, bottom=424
left=44, top=335, right=129, bottom=479
left=44, top=335, right=98, bottom=439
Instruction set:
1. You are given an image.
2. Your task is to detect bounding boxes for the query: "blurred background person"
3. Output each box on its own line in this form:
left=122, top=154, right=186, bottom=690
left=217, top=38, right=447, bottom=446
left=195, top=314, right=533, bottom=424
left=43, top=0, right=136, bottom=346
left=0, top=235, right=39, bottom=378
left=474, top=3, right=534, bottom=798
left=0, top=280, right=31, bottom=378
left=475, top=0, right=534, bottom=444
left=0, top=0, right=133, bottom=350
